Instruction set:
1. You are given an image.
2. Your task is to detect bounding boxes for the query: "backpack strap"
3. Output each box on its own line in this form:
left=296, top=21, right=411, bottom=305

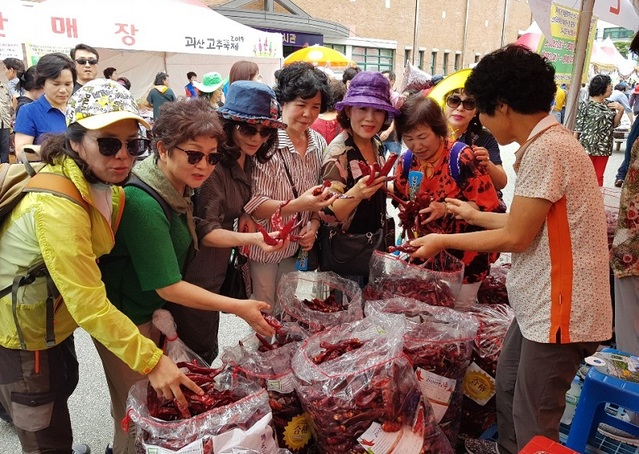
left=2, top=172, right=89, bottom=349
left=448, top=141, right=468, bottom=183
left=402, top=143, right=467, bottom=184
left=125, top=175, right=172, bottom=220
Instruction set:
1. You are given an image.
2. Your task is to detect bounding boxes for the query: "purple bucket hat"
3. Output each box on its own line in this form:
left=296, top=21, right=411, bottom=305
left=336, top=71, right=400, bottom=117
left=218, top=81, right=287, bottom=129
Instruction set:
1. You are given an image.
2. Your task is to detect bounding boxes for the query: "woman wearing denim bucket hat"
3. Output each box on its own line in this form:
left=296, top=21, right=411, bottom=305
left=0, top=79, right=205, bottom=454
left=167, top=81, right=288, bottom=364
left=194, top=71, right=228, bottom=110
left=319, top=71, right=400, bottom=287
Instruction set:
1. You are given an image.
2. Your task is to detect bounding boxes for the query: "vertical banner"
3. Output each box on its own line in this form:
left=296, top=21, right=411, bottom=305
left=536, top=4, right=597, bottom=84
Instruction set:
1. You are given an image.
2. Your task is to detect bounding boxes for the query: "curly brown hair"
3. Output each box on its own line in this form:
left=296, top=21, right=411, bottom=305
left=151, top=99, right=225, bottom=157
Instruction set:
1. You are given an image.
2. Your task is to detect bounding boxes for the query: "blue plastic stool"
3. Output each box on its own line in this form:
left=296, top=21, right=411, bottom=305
left=565, top=348, right=639, bottom=452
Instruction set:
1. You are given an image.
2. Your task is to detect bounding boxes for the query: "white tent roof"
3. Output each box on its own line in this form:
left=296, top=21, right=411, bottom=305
left=1, top=0, right=282, bottom=59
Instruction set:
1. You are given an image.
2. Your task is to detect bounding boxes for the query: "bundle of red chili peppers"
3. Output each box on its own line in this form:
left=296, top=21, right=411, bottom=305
left=357, top=153, right=398, bottom=186
left=302, top=294, right=345, bottom=313
left=146, top=361, right=239, bottom=421
left=476, top=263, right=511, bottom=306
left=256, top=200, right=304, bottom=246
left=363, top=277, right=456, bottom=308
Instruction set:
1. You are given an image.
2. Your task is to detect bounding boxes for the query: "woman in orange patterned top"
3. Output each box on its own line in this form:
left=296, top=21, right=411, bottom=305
left=393, top=95, right=501, bottom=307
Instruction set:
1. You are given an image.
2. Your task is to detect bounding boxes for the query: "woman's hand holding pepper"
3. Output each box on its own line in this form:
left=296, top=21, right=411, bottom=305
left=418, top=201, right=448, bottom=224
left=294, top=185, right=340, bottom=212
left=444, top=198, right=480, bottom=224
left=472, top=146, right=491, bottom=167
left=408, top=233, right=445, bottom=260
left=233, top=300, right=276, bottom=336
left=252, top=231, right=289, bottom=253
left=147, top=355, right=204, bottom=408
left=296, top=221, right=319, bottom=251
left=350, top=174, right=387, bottom=200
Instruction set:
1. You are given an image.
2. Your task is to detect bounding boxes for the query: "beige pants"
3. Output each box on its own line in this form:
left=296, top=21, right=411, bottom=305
left=94, top=321, right=161, bottom=454
left=249, top=256, right=297, bottom=315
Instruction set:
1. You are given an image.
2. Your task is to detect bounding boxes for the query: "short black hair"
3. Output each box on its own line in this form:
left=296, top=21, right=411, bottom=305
left=187, top=71, right=197, bottom=80
left=465, top=44, right=556, bottom=115
left=275, top=62, right=330, bottom=113
left=70, top=43, right=99, bottom=61
left=3, top=58, right=24, bottom=75
left=103, top=67, right=117, bottom=79
left=35, top=53, right=77, bottom=89
left=589, top=75, right=611, bottom=97
left=116, top=76, right=131, bottom=90
left=19, top=65, right=37, bottom=91
left=614, top=83, right=626, bottom=92
left=154, top=72, right=168, bottom=85
left=342, top=67, right=361, bottom=84
left=381, top=70, right=396, bottom=83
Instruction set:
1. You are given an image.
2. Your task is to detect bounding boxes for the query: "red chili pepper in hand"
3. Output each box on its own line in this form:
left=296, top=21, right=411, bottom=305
left=312, top=180, right=332, bottom=196
left=358, top=160, right=371, bottom=176
left=256, top=224, right=280, bottom=246
left=387, top=241, right=418, bottom=254
left=380, top=153, right=398, bottom=176
left=278, top=216, right=303, bottom=239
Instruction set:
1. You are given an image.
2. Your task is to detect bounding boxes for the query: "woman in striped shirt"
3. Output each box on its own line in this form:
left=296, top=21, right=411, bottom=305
left=244, top=62, right=337, bottom=310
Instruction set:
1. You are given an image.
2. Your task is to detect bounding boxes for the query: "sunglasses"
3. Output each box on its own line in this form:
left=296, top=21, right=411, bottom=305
left=446, top=95, right=477, bottom=111
left=175, top=145, right=223, bottom=165
left=89, top=136, right=150, bottom=157
left=75, top=58, right=99, bottom=66
left=236, top=123, right=276, bottom=138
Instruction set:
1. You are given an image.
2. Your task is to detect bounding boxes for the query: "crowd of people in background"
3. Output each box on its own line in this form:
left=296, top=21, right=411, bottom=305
left=0, top=34, right=638, bottom=454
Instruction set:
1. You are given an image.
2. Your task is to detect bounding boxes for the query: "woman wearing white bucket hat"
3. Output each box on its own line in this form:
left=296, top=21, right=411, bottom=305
left=194, top=71, right=228, bottom=110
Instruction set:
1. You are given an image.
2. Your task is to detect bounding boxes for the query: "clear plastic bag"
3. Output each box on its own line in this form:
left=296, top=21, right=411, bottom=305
left=152, top=309, right=209, bottom=366
left=363, top=251, right=463, bottom=307
left=277, top=271, right=363, bottom=332
left=222, top=342, right=313, bottom=454
left=126, top=370, right=278, bottom=454
left=476, top=263, right=511, bottom=306
left=459, top=304, right=515, bottom=438
left=292, top=312, right=453, bottom=453
left=401, top=308, right=478, bottom=447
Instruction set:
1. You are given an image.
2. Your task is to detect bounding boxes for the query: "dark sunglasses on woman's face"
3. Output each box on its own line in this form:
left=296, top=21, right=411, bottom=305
left=236, top=123, right=276, bottom=138
left=93, top=137, right=150, bottom=157
left=175, top=145, right=223, bottom=165
left=446, top=95, right=477, bottom=111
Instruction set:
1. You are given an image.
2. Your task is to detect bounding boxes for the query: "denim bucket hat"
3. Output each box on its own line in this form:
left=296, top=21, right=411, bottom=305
left=335, top=71, right=400, bottom=117
left=218, top=81, right=287, bottom=129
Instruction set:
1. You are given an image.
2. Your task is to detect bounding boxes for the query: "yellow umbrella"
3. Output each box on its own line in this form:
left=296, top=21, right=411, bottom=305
left=427, top=68, right=473, bottom=107
left=283, top=45, right=354, bottom=68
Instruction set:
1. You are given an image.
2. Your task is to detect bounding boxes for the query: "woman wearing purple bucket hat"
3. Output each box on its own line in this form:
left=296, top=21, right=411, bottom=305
left=166, top=81, right=288, bottom=364
left=319, top=71, right=400, bottom=286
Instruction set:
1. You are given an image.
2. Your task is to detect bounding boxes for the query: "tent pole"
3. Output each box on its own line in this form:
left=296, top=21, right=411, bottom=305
left=564, top=0, right=595, bottom=130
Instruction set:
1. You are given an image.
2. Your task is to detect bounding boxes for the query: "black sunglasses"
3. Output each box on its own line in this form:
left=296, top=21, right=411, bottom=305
left=236, top=123, right=276, bottom=138
left=175, top=145, right=222, bottom=165
left=75, top=58, right=98, bottom=66
left=446, top=95, right=477, bottom=111
left=90, top=137, right=150, bottom=157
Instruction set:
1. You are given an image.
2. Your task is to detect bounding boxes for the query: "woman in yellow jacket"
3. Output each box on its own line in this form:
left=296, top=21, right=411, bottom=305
left=0, top=79, right=201, bottom=454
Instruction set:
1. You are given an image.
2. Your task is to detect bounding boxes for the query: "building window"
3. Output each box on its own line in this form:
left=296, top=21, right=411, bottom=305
left=352, top=47, right=394, bottom=72
left=454, top=53, right=461, bottom=71
left=326, top=44, right=347, bottom=54
left=474, top=54, right=481, bottom=64
left=418, top=50, right=424, bottom=70
left=603, top=27, right=634, bottom=39
left=404, top=49, right=411, bottom=65
left=443, top=52, right=449, bottom=75
left=431, top=51, right=437, bottom=74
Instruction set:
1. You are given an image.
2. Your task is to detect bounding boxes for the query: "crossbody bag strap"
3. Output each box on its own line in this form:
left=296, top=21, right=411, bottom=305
left=279, top=150, right=299, bottom=199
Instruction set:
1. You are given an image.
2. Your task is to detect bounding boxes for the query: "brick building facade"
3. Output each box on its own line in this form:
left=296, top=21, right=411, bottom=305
left=206, top=0, right=532, bottom=82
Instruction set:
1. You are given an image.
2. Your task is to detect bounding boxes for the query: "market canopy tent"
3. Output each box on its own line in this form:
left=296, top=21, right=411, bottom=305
left=0, top=0, right=283, bottom=98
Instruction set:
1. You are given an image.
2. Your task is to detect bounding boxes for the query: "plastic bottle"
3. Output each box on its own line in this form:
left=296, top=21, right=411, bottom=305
left=560, top=376, right=583, bottom=425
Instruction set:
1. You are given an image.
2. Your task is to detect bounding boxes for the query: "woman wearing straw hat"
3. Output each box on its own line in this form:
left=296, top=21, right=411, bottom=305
left=194, top=71, right=228, bottom=110
left=168, top=81, right=288, bottom=363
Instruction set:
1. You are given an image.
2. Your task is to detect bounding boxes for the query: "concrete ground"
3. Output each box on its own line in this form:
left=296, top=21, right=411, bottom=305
left=0, top=140, right=628, bottom=453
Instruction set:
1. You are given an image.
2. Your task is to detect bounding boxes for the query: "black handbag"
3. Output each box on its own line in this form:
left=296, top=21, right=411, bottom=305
left=219, top=248, right=251, bottom=299
left=318, top=225, right=385, bottom=276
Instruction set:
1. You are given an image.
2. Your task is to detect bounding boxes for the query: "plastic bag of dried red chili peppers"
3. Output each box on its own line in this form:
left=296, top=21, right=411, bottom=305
left=363, top=251, right=463, bottom=308
left=222, top=342, right=314, bottom=453
left=277, top=271, right=363, bottom=333
left=458, top=304, right=514, bottom=438
left=292, top=313, right=454, bottom=453
left=126, top=370, right=279, bottom=453
left=476, top=262, right=511, bottom=306
left=401, top=308, right=479, bottom=449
